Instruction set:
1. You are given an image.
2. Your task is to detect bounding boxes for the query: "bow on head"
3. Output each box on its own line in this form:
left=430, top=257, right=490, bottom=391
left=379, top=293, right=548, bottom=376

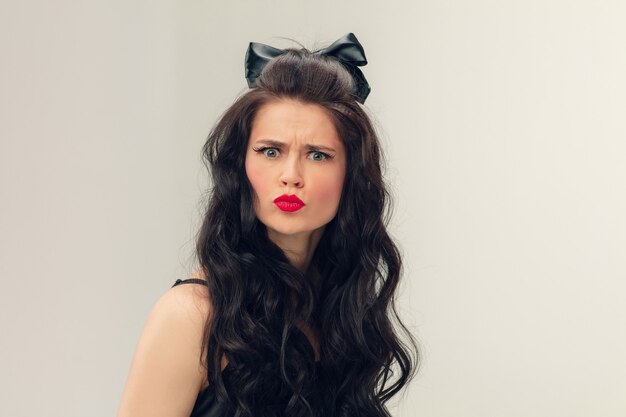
left=244, top=33, right=371, bottom=103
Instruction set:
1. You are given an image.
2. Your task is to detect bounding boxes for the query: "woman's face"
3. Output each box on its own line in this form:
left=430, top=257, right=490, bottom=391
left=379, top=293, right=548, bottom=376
left=245, top=99, right=346, bottom=242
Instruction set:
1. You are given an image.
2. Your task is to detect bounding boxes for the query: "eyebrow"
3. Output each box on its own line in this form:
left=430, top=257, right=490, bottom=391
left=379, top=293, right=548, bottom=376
left=255, top=139, right=337, bottom=152
left=252, top=139, right=337, bottom=153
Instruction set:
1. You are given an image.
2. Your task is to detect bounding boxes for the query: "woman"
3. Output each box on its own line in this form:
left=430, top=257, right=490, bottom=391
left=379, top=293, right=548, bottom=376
left=117, top=33, right=418, bottom=417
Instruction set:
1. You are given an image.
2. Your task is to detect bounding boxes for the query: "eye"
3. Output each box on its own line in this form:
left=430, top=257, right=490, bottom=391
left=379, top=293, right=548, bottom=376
left=264, top=148, right=279, bottom=158
left=308, top=151, right=334, bottom=161
left=253, top=146, right=280, bottom=159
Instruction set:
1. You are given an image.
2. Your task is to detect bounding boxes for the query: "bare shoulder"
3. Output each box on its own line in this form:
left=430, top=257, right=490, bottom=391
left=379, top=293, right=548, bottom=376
left=116, top=276, right=213, bottom=417
left=144, top=277, right=213, bottom=357
left=157, top=278, right=212, bottom=324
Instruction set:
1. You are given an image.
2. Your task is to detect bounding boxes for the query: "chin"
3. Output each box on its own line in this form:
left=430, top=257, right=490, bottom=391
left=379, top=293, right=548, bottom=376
left=266, top=225, right=315, bottom=237
left=263, top=221, right=327, bottom=240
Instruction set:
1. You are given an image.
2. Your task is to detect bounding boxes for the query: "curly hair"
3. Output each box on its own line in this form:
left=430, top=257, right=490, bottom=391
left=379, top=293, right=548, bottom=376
left=195, top=45, right=418, bottom=417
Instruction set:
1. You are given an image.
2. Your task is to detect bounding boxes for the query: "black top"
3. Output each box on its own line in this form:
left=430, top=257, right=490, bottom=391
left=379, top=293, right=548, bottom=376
left=171, top=278, right=321, bottom=417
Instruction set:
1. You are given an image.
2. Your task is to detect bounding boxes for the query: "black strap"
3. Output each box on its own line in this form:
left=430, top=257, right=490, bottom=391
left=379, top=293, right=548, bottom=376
left=171, top=278, right=208, bottom=288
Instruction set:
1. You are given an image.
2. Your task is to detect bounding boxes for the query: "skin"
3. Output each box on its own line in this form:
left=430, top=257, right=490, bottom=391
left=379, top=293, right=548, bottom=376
left=116, top=283, right=213, bottom=417
left=245, top=98, right=347, bottom=272
left=117, top=99, right=343, bottom=417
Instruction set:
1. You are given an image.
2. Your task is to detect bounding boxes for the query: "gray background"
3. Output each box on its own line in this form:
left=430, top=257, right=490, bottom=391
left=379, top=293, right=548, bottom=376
left=1, top=1, right=625, bottom=416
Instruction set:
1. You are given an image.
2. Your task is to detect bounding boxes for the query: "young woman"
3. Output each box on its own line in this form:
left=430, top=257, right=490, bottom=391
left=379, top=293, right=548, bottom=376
left=117, top=33, right=418, bottom=417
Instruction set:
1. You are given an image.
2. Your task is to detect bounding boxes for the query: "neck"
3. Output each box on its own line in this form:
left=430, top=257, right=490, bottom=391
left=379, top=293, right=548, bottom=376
left=267, top=227, right=324, bottom=272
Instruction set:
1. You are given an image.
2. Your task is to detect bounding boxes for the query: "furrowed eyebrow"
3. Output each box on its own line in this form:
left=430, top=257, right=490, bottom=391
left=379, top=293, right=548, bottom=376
left=253, top=139, right=285, bottom=148
left=305, top=144, right=337, bottom=153
left=252, top=139, right=336, bottom=153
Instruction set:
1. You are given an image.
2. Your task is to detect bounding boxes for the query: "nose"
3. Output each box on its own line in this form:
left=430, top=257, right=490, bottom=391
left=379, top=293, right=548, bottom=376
left=279, top=156, right=303, bottom=188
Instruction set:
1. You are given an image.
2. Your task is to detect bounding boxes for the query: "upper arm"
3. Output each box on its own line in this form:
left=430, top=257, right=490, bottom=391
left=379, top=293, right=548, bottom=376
left=116, top=283, right=212, bottom=417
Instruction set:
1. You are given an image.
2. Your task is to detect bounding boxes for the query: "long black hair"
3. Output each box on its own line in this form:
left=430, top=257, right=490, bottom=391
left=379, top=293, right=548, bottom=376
left=195, top=45, right=418, bottom=417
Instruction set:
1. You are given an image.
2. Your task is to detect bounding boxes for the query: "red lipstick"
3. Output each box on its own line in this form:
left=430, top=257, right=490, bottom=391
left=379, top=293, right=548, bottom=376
left=273, top=194, right=305, bottom=212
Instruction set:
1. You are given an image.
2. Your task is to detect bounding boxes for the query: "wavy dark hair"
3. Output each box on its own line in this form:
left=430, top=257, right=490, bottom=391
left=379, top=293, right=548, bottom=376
left=195, top=44, right=418, bottom=417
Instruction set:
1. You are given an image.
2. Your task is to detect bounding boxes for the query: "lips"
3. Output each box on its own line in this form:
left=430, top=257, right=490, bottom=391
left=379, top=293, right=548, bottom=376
left=273, top=194, right=305, bottom=212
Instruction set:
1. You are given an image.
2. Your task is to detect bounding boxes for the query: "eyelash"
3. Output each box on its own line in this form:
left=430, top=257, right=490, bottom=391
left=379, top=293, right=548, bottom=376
left=252, top=146, right=335, bottom=161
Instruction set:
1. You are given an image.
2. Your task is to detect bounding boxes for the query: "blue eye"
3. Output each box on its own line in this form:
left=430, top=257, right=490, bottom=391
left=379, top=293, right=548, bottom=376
left=264, top=148, right=279, bottom=158
left=253, top=147, right=280, bottom=159
left=308, top=151, right=333, bottom=161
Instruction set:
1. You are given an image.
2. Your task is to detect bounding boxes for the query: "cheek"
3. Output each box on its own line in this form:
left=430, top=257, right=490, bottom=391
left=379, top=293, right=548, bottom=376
left=245, top=157, right=266, bottom=198
left=314, top=171, right=345, bottom=206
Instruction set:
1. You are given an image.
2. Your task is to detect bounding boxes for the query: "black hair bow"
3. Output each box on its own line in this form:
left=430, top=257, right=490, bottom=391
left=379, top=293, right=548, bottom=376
left=244, top=33, right=371, bottom=104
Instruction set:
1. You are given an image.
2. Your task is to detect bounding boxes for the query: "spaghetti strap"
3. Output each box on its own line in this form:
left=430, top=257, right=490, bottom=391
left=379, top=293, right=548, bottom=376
left=171, top=278, right=208, bottom=288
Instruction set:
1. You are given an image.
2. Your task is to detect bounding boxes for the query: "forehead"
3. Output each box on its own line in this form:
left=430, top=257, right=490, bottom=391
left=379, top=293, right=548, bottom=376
left=249, top=99, right=343, bottom=148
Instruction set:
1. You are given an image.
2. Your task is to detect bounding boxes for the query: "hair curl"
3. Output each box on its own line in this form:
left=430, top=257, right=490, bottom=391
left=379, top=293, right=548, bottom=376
left=195, top=45, right=418, bottom=417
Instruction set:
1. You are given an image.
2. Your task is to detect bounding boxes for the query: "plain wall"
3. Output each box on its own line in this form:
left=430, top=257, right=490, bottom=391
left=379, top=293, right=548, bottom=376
left=1, top=1, right=624, bottom=416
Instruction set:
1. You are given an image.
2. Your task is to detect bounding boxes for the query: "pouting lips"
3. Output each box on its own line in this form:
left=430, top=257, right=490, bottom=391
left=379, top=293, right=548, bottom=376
left=273, top=194, right=305, bottom=212
left=273, top=194, right=305, bottom=205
